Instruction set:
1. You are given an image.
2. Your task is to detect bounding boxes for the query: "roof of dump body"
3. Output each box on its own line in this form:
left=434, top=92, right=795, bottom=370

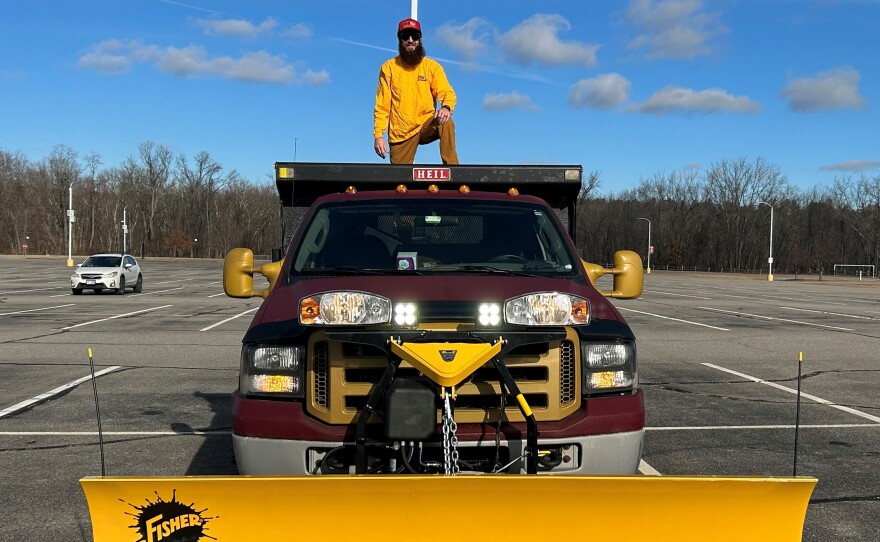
left=274, top=162, right=583, bottom=211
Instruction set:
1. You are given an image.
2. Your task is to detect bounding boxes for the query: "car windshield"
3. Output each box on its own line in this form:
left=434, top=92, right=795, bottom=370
left=82, top=256, right=121, bottom=268
left=290, top=198, right=578, bottom=277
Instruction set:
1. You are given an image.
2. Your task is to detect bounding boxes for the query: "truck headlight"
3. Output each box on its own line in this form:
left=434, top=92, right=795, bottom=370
left=241, top=345, right=305, bottom=397
left=505, top=293, right=589, bottom=326
left=300, top=292, right=391, bottom=325
left=582, top=342, right=637, bottom=395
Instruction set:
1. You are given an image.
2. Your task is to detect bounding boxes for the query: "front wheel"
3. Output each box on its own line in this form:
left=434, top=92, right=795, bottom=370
left=71, top=288, right=82, bottom=295
left=116, top=276, right=126, bottom=295
left=133, top=274, right=143, bottom=293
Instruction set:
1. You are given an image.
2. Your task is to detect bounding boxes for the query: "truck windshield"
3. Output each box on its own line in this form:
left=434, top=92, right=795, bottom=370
left=290, top=199, right=578, bottom=277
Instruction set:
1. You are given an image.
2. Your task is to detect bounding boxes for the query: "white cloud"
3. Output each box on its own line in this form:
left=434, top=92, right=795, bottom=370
left=483, top=92, right=539, bottom=111
left=781, top=67, right=867, bottom=112
left=625, top=0, right=727, bottom=60
left=820, top=160, right=880, bottom=172
left=77, top=40, right=327, bottom=86
left=499, top=14, right=599, bottom=67
left=195, top=17, right=278, bottom=38
left=635, top=86, right=760, bottom=115
left=569, top=73, right=631, bottom=110
left=284, top=23, right=313, bottom=39
left=436, top=18, right=494, bottom=63
left=77, top=39, right=134, bottom=73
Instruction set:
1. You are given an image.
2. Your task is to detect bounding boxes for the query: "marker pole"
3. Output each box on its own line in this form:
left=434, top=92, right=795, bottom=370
left=87, top=347, right=107, bottom=476
left=793, top=351, right=803, bottom=476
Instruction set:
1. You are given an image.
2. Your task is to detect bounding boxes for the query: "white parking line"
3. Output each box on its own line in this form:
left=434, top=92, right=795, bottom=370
left=207, top=292, right=226, bottom=298
left=648, top=423, right=880, bottom=430
left=639, top=459, right=662, bottom=475
left=618, top=307, right=730, bottom=331
left=0, top=303, right=75, bottom=316
left=698, top=307, right=854, bottom=331
left=59, top=305, right=173, bottom=330
left=0, top=287, right=61, bottom=294
left=703, top=363, right=880, bottom=423
left=151, top=278, right=196, bottom=285
left=0, top=366, right=122, bottom=419
left=780, top=306, right=874, bottom=320
left=200, top=307, right=259, bottom=331
left=0, top=430, right=230, bottom=436
left=129, top=286, right=184, bottom=297
left=644, top=289, right=711, bottom=300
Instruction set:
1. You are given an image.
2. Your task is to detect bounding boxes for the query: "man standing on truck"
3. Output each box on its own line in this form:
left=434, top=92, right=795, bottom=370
left=373, top=18, right=459, bottom=165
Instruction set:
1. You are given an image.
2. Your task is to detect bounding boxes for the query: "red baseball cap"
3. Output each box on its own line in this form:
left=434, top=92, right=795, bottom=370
left=398, top=18, right=421, bottom=33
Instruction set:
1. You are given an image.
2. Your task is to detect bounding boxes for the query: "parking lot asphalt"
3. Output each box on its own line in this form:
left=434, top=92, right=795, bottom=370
left=0, top=255, right=877, bottom=541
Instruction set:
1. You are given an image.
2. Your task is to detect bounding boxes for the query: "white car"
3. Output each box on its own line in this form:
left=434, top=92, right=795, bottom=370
left=70, top=253, right=143, bottom=295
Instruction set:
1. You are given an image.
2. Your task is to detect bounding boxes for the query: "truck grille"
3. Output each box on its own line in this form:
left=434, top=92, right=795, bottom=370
left=306, top=329, right=580, bottom=424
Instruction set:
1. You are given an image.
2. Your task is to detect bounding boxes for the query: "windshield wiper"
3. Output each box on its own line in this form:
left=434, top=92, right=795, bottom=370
left=301, top=266, right=405, bottom=275
left=437, top=265, right=543, bottom=278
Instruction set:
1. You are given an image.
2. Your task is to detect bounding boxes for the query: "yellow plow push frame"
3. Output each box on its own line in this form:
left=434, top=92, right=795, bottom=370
left=82, top=474, right=816, bottom=541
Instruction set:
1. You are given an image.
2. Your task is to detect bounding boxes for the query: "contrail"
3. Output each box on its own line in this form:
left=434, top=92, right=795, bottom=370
left=156, top=0, right=225, bottom=16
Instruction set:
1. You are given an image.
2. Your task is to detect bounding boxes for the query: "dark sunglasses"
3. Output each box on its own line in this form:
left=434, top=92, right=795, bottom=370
left=398, top=31, right=421, bottom=41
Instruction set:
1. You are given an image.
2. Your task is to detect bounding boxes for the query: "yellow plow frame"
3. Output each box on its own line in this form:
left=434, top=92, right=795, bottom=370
left=82, top=474, right=816, bottom=541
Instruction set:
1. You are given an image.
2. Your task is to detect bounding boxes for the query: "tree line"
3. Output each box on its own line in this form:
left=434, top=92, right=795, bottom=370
left=1, top=143, right=278, bottom=260
left=577, top=157, right=880, bottom=275
left=1, top=145, right=878, bottom=275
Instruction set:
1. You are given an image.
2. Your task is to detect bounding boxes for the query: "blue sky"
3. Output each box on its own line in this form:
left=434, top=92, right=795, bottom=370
left=1, top=0, right=878, bottom=193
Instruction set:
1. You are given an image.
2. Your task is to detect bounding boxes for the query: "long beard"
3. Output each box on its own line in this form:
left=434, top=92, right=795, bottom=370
left=398, top=43, right=426, bottom=67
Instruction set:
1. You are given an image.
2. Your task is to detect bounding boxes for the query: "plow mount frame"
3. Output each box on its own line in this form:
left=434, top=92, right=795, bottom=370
left=325, top=329, right=567, bottom=475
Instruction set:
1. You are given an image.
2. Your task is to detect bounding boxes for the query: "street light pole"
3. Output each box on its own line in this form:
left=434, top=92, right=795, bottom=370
left=122, top=206, right=128, bottom=253
left=66, top=183, right=75, bottom=267
left=636, top=217, right=651, bottom=274
left=757, top=201, right=774, bottom=281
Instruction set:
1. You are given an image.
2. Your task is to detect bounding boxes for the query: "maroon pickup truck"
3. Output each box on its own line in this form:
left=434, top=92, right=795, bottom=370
left=223, top=163, right=644, bottom=476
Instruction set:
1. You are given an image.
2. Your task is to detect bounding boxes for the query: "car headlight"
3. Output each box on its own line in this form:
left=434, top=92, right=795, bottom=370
left=105, top=271, right=118, bottom=278
left=504, top=292, right=590, bottom=326
left=240, top=345, right=305, bottom=397
left=300, top=291, right=391, bottom=325
left=582, top=342, right=637, bottom=395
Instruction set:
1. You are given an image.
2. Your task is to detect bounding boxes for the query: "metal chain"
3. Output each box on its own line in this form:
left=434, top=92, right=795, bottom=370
left=442, top=393, right=451, bottom=476
left=442, top=389, right=460, bottom=476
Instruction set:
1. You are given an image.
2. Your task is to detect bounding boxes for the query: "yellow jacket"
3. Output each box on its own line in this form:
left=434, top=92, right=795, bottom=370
left=374, top=57, right=457, bottom=143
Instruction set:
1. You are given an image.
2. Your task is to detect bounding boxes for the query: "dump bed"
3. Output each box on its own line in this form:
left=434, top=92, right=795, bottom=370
left=274, top=162, right=583, bottom=257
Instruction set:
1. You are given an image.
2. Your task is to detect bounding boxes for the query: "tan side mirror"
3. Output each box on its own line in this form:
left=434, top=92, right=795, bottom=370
left=224, top=248, right=282, bottom=299
left=582, top=250, right=644, bottom=299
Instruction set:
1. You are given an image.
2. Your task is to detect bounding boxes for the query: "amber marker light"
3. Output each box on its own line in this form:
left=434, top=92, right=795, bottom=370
left=300, top=297, right=320, bottom=324
left=345, top=185, right=357, bottom=194
left=508, top=188, right=520, bottom=196
left=570, top=298, right=590, bottom=325
left=459, top=185, right=470, bottom=193
left=396, top=184, right=408, bottom=193
left=427, top=184, right=440, bottom=193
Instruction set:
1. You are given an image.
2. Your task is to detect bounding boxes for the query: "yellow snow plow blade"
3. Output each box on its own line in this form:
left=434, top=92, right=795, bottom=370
left=81, top=474, right=816, bottom=541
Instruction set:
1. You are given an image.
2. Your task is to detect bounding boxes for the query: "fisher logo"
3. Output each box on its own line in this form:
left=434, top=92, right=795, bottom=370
left=439, top=349, right=457, bottom=362
left=124, top=490, right=215, bottom=542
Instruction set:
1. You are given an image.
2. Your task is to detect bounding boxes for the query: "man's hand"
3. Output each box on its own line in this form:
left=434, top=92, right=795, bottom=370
left=374, top=137, right=388, bottom=159
left=435, top=106, right=451, bottom=125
